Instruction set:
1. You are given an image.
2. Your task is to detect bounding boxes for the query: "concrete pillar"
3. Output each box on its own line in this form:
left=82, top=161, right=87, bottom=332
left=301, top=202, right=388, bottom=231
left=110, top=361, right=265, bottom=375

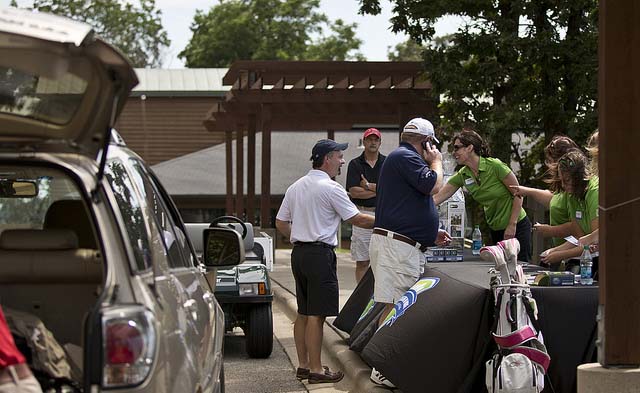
left=578, top=363, right=640, bottom=393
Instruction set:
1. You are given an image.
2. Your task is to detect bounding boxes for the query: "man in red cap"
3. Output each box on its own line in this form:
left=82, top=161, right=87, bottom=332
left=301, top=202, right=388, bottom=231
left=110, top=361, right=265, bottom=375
left=346, top=128, right=386, bottom=282
left=0, top=306, right=41, bottom=393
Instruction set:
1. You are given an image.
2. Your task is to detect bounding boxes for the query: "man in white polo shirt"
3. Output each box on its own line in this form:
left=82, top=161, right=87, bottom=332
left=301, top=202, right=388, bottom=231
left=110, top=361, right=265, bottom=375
left=276, top=139, right=374, bottom=385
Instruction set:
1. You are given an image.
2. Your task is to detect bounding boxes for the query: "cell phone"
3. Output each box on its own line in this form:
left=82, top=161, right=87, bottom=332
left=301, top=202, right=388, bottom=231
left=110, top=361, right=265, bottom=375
left=422, top=141, right=431, bottom=150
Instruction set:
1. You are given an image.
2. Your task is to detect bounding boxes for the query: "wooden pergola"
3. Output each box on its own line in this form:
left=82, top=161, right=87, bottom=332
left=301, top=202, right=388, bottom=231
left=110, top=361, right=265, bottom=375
left=203, top=61, right=436, bottom=228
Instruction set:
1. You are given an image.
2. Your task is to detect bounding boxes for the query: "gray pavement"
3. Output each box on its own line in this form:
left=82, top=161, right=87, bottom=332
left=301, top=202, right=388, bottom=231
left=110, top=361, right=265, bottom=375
left=271, top=249, right=399, bottom=393
left=224, top=321, right=307, bottom=393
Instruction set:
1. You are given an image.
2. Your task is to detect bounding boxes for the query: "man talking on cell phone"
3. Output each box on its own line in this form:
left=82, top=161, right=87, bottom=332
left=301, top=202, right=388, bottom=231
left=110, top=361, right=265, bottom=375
left=367, top=117, right=452, bottom=388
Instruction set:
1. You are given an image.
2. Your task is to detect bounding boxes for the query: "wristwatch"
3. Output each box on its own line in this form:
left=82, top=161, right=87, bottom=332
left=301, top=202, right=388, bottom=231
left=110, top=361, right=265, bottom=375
left=365, top=182, right=370, bottom=190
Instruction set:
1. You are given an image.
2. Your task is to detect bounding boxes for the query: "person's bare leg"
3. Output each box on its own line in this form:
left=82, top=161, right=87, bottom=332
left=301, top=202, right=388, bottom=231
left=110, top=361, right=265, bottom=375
left=355, top=260, right=369, bottom=282
left=378, top=303, right=394, bottom=327
left=306, top=315, right=326, bottom=374
left=294, top=314, right=308, bottom=369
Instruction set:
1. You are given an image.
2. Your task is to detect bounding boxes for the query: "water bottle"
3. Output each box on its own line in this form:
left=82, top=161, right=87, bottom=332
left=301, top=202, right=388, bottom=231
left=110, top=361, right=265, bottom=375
left=580, top=245, right=593, bottom=285
left=472, top=225, right=482, bottom=255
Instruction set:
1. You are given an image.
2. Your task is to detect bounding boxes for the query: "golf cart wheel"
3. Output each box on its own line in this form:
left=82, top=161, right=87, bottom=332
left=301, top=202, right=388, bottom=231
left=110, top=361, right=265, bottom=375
left=246, top=303, right=273, bottom=358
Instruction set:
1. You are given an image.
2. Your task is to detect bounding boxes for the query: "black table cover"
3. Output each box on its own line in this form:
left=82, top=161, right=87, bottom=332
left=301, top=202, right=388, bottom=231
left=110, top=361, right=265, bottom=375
left=336, top=261, right=598, bottom=393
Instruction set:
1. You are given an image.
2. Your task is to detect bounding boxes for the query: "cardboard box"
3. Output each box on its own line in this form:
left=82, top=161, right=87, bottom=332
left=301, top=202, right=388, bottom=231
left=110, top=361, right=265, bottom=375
left=533, top=271, right=575, bottom=286
left=425, top=246, right=464, bottom=262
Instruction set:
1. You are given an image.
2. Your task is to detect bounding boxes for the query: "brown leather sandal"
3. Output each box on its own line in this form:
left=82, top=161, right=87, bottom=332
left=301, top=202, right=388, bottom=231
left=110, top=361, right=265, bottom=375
left=308, top=368, right=344, bottom=384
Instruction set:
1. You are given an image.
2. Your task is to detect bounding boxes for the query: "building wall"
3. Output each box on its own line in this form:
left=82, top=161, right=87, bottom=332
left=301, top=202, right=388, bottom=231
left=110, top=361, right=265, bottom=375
left=116, top=96, right=225, bottom=165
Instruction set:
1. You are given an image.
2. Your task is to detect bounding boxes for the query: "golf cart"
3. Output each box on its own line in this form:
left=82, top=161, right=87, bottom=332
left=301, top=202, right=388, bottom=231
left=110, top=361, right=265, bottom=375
left=186, top=216, right=274, bottom=358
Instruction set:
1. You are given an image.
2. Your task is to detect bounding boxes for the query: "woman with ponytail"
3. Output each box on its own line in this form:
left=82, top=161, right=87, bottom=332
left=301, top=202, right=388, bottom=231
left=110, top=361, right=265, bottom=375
left=539, top=149, right=599, bottom=271
left=510, top=135, right=584, bottom=247
left=434, top=130, right=532, bottom=261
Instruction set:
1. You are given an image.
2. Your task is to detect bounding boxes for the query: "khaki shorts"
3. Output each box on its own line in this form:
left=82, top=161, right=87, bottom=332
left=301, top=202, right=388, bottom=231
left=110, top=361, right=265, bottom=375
left=369, top=231, right=424, bottom=304
left=350, top=210, right=374, bottom=262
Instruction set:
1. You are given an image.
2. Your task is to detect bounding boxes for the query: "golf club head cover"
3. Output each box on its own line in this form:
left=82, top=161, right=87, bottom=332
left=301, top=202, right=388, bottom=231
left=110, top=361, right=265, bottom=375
left=498, top=238, right=520, bottom=282
left=480, top=245, right=510, bottom=284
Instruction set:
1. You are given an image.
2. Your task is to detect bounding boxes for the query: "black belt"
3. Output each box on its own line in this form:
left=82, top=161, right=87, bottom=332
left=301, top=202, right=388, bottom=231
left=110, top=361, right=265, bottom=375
left=372, top=228, right=428, bottom=252
left=293, top=241, right=335, bottom=249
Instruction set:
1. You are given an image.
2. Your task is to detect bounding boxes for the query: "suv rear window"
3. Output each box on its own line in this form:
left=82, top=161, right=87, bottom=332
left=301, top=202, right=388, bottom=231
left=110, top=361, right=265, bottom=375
left=0, top=66, right=87, bottom=125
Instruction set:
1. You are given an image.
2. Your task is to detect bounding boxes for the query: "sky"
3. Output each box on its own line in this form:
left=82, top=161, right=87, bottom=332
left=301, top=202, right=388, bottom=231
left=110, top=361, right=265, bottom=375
left=1, top=0, right=461, bottom=68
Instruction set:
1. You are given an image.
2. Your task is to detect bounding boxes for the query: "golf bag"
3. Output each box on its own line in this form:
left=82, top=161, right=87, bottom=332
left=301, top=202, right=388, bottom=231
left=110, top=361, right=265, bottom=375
left=481, top=240, right=551, bottom=393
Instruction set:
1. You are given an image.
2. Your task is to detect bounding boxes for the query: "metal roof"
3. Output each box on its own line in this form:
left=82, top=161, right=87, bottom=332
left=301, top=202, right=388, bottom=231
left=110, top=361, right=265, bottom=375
left=131, top=68, right=230, bottom=97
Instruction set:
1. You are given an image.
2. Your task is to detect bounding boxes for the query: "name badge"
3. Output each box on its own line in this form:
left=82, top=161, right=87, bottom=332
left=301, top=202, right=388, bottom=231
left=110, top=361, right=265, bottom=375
left=464, top=177, right=475, bottom=186
left=576, top=210, right=583, bottom=219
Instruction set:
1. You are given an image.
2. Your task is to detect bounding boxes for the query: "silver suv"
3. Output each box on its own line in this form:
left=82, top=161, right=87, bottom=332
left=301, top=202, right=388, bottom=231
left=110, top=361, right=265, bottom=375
left=0, top=7, right=241, bottom=392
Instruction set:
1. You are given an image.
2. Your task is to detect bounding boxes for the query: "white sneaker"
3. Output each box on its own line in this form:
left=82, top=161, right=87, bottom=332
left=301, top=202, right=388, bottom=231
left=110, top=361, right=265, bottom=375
left=370, top=367, right=396, bottom=388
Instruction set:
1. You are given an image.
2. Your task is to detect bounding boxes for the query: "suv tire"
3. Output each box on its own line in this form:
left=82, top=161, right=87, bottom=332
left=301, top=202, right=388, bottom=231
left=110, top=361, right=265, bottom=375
left=246, top=303, right=273, bottom=358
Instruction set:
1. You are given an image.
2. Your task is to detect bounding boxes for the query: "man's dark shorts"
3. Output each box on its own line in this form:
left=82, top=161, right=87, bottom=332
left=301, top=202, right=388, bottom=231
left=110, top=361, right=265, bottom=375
left=291, top=244, right=339, bottom=316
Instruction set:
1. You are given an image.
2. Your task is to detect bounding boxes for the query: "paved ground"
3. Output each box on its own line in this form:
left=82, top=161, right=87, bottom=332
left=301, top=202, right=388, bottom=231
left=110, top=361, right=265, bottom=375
left=224, top=315, right=307, bottom=393
left=271, top=248, right=400, bottom=393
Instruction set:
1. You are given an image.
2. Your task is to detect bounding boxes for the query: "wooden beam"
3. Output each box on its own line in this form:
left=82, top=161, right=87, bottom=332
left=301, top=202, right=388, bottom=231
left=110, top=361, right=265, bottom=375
left=222, top=60, right=426, bottom=85
left=225, top=130, right=234, bottom=215
left=327, top=129, right=335, bottom=141
left=395, top=77, right=413, bottom=89
left=250, top=77, right=263, bottom=90
left=261, top=104, right=272, bottom=228
left=354, top=77, right=371, bottom=89
left=292, top=77, right=306, bottom=90
left=218, top=100, right=433, bottom=116
left=273, top=78, right=285, bottom=89
left=247, top=114, right=256, bottom=225
left=235, top=126, right=244, bottom=219
left=224, top=101, right=430, bottom=116
left=333, top=77, right=349, bottom=89
left=598, top=0, right=640, bottom=367
left=239, top=71, right=249, bottom=89
left=205, top=107, right=435, bottom=132
left=375, top=76, right=392, bottom=89
left=224, top=88, right=430, bottom=104
left=314, top=77, right=328, bottom=89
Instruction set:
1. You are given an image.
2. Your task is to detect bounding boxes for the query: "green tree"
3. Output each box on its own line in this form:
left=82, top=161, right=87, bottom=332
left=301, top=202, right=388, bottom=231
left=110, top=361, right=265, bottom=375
left=361, top=0, right=598, bottom=186
left=387, top=39, right=424, bottom=61
left=26, top=0, right=170, bottom=67
left=179, top=0, right=364, bottom=67
left=304, top=19, right=365, bottom=61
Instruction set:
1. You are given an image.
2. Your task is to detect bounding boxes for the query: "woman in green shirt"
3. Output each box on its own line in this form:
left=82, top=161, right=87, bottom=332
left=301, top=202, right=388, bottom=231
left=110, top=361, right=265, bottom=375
left=434, top=130, right=531, bottom=261
left=510, top=136, right=584, bottom=246
left=578, top=130, right=600, bottom=248
left=539, top=149, right=599, bottom=266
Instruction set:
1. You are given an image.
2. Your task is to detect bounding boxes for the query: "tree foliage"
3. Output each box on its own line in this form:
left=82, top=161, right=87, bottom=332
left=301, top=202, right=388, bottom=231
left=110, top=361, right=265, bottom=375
left=362, top=0, right=598, bottom=186
left=179, top=0, right=364, bottom=67
left=387, top=39, right=424, bottom=61
left=26, top=0, right=170, bottom=68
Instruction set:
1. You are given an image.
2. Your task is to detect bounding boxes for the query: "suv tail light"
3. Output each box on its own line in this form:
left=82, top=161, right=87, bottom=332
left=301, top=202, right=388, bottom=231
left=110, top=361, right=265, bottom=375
left=102, top=306, right=157, bottom=388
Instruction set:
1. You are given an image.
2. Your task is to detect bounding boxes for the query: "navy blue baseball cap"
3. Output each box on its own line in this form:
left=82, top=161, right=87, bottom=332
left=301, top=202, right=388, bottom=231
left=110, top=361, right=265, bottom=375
left=310, top=139, right=349, bottom=161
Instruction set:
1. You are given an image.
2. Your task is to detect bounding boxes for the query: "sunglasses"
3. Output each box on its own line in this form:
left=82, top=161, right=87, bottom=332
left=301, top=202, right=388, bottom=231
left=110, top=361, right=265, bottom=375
left=452, top=144, right=466, bottom=151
